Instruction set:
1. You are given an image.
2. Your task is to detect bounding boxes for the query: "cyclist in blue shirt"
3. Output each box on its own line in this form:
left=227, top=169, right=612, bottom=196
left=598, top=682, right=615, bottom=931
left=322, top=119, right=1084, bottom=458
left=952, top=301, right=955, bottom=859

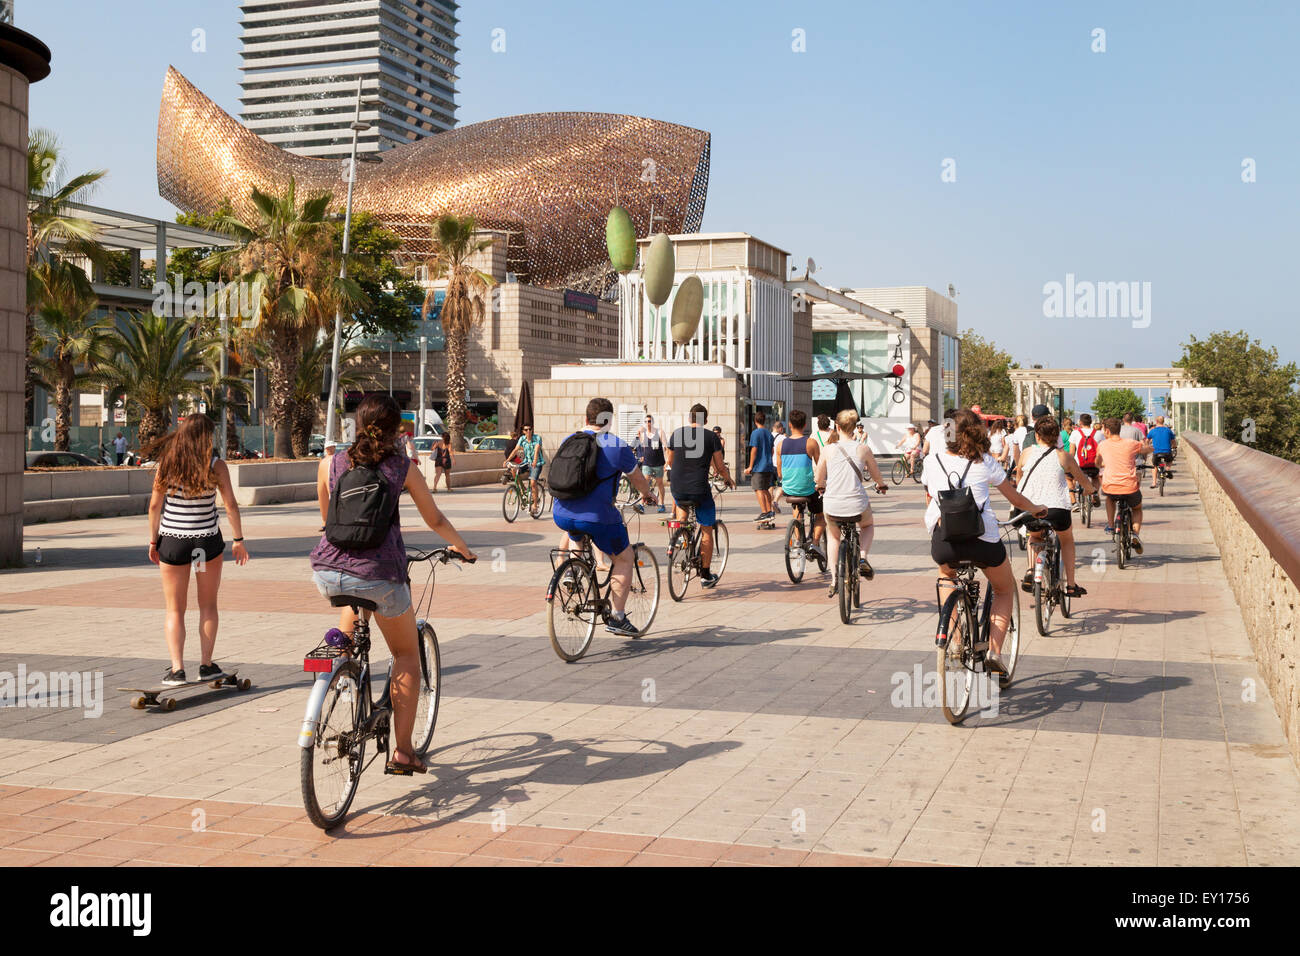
left=746, top=410, right=777, bottom=522
left=1146, top=416, right=1177, bottom=488
left=552, top=398, right=657, bottom=635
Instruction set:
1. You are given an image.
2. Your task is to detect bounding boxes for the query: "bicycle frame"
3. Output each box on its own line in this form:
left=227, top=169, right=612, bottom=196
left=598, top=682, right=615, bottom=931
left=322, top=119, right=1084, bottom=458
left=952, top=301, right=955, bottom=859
left=299, top=613, right=397, bottom=752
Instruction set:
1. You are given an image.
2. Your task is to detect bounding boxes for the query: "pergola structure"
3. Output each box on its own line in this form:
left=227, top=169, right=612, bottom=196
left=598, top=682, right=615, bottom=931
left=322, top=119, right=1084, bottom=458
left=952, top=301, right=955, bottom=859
left=1006, top=367, right=1199, bottom=417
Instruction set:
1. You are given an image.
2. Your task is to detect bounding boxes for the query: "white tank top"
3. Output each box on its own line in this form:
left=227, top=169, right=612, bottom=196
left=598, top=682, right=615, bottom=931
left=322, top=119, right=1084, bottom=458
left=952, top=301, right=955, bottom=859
left=822, top=437, right=871, bottom=516
left=1018, top=444, right=1072, bottom=511
left=158, top=456, right=221, bottom=537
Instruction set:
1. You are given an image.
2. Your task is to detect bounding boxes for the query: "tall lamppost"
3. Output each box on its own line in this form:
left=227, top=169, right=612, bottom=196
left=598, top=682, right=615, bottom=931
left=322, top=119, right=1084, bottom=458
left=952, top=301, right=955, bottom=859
left=324, top=81, right=381, bottom=447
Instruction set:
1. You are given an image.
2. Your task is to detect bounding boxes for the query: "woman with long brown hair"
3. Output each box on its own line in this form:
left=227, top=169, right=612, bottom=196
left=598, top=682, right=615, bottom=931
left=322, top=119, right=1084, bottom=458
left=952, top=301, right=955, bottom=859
left=147, top=413, right=250, bottom=687
left=310, top=393, right=475, bottom=774
left=920, top=409, right=1045, bottom=675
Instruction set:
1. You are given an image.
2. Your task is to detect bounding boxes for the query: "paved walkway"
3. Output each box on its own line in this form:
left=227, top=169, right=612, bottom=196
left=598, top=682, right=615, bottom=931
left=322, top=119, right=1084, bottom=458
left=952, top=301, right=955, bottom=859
left=3, top=472, right=1298, bottom=866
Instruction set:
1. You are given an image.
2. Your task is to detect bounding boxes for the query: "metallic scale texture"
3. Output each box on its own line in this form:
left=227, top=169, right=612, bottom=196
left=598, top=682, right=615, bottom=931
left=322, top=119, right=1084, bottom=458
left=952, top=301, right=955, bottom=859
left=158, top=67, right=711, bottom=288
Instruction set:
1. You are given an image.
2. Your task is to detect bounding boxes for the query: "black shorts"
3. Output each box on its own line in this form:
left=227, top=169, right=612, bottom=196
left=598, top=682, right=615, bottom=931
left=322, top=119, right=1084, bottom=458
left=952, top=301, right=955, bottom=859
left=751, top=471, right=775, bottom=491
left=1153, top=453, right=1173, bottom=466
left=785, top=491, right=823, bottom=516
left=930, top=529, right=1008, bottom=569
left=157, top=533, right=224, bottom=566
left=1034, top=508, right=1072, bottom=532
left=1108, top=490, right=1142, bottom=508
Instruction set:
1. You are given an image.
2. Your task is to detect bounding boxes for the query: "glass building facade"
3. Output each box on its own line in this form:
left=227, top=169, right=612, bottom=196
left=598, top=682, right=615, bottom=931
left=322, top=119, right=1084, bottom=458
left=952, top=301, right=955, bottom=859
left=811, top=330, right=891, bottom=417
left=940, top=332, right=959, bottom=412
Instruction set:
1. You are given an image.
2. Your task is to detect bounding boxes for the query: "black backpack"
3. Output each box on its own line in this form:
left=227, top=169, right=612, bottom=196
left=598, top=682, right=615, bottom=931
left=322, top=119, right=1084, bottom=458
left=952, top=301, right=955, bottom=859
left=549, top=431, right=602, bottom=501
left=325, top=460, right=398, bottom=550
left=934, top=455, right=985, bottom=542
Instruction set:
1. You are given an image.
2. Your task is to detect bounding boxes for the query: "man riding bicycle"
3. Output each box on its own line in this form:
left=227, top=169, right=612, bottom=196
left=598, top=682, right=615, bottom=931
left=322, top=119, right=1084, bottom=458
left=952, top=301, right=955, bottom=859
left=505, top=423, right=545, bottom=505
left=551, top=398, right=657, bottom=636
left=777, top=410, right=826, bottom=561
left=1096, top=417, right=1152, bottom=551
left=666, top=403, right=735, bottom=589
left=895, top=424, right=922, bottom=476
left=1147, top=415, right=1177, bottom=488
left=1068, top=413, right=1103, bottom=509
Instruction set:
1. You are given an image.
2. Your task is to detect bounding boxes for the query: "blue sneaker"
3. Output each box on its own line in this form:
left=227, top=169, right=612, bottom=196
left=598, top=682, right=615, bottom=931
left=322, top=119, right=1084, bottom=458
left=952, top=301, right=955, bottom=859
left=1103, top=524, right=1115, bottom=534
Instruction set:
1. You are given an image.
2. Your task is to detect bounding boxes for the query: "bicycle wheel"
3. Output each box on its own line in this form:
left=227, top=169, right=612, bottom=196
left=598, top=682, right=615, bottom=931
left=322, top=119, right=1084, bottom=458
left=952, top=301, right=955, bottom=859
left=891, top=459, right=904, bottom=485
left=1158, top=471, right=1166, bottom=497
left=528, top=483, right=547, bottom=519
left=999, top=584, right=1022, bottom=689
left=784, top=519, right=807, bottom=583
left=838, top=538, right=854, bottom=624
left=1080, top=489, right=1092, bottom=528
left=411, top=622, right=441, bottom=756
left=624, top=544, right=661, bottom=635
left=300, top=662, right=365, bottom=830
left=1033, top=562, right=1053, bottom=637
left=911, top=461, right=922, bottom=484
left=711, top=520, right=730, bottom=581
left=502, top=486, right=521, bottom=522
left=667, top=528, right=695, bottom=602
left=547, top=558, right=598, bottom=662
left=1057, top=547, right=1071, bottom=619
left=1116, top=514, right=1128, bottom=569
left=938, top=591, right=973, bottom=724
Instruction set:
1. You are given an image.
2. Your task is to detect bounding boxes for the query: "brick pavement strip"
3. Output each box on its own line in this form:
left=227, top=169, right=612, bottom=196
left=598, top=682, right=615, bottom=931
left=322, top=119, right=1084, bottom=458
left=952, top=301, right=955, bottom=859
left=3, top=481, right=1300, bottom=866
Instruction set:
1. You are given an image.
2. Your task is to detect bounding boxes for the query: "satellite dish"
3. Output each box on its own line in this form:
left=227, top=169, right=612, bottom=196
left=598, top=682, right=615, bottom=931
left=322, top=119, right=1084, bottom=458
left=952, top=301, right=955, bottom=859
left=807, top=257, right=817, bottom=276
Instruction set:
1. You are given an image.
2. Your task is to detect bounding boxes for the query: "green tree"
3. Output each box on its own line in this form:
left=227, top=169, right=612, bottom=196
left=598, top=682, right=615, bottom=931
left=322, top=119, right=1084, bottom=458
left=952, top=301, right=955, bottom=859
left=288, top=337, right=378, bottom=456
left=207, top=179, right=366, bottom=458
left=27, top=260, right=110, bottom=451
left=1092, top=388, right=1146, bottom=422
left=958, top=331, right=1018, bottom=415
left=423, top=215, right=496, bottom=451
left=83, top=312, right=224, bottom=450
left=339, top=211, right=422, bottom=342
left=1175, top=330, right=1300, bottom=460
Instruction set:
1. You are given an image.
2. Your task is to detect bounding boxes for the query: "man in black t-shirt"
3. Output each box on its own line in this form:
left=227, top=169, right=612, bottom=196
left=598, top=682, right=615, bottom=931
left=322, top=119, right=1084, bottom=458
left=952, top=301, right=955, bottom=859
left=667, top=403, right=735, bottom=588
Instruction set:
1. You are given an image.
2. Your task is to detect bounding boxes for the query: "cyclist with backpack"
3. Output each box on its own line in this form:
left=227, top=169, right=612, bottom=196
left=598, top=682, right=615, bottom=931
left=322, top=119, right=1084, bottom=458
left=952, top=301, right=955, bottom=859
left=666, top=403, right=736, bottom=590
left=550, top=397, right=658, bottom=635
left=310, top=394, right=475, bottom=775
left=921, top=409, right=1047, bottom=676
left=1017, top=416, right=1095, bottom=598
left=1068, top=413, right=1103, bottom=510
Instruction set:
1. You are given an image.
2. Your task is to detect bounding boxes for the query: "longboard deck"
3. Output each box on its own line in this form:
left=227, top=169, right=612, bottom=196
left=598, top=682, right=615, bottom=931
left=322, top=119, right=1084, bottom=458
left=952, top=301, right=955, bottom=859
left=117, top=669, right=250, bottom=711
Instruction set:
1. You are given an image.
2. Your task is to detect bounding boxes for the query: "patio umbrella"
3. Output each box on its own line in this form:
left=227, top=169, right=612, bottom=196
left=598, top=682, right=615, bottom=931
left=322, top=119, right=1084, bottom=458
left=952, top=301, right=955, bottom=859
left=834, top=378, right=858, bottom=415
left=515, top=380, right=535, bottom=430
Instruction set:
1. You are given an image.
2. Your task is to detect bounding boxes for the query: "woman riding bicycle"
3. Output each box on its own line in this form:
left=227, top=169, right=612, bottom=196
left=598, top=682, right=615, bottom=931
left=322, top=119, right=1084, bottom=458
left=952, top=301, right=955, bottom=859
left=310, top=394, right=475, bottom=774
left=921, top=409, right=1046, bottom=676
left=146, top=413, right=250, bottom=687
left=1017, top=416, right=1094, bottom=599
left=815, top=409, right=888, bottom=598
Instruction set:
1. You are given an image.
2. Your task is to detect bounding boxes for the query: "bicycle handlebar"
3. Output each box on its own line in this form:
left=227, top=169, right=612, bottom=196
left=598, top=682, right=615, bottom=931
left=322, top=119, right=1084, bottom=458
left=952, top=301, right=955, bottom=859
left=406, top=547, right=476, bottom=566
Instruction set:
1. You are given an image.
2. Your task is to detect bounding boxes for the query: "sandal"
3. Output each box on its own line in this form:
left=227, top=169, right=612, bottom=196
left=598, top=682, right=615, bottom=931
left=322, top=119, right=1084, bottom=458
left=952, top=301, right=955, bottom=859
left=1065, top=584, right=1087, bottom=597
left=385, top=751, right=428, bottom=776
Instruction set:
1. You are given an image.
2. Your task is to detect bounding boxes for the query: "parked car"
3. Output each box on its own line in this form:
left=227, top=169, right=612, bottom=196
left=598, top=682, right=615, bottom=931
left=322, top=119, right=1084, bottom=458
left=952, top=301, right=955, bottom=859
left=26, top=451, right=99, bottom=468
left=467, top=434, right=515, bottom=452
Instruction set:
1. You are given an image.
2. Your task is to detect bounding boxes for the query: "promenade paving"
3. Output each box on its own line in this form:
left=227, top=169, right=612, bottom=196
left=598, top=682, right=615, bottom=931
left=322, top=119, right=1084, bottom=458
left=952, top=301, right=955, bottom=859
left=2, top=471, right=1298, bottom=866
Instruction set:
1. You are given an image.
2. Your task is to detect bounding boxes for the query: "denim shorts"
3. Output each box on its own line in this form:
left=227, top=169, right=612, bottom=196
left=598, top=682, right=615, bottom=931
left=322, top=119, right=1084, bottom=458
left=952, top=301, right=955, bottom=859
left=312, top=570, right=412, bottom=618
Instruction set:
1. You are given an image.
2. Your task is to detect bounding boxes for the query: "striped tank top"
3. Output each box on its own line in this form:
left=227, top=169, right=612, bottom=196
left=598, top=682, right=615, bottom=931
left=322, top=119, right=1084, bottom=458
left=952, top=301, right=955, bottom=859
left=779, top=434, right=815, bottom=497
left=158, top=456, right=220, bottom=538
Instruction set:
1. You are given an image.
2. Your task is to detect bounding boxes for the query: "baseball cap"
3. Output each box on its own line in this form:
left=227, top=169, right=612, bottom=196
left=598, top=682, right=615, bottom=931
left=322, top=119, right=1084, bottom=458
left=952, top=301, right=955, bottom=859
left=1031, top=404, right=1050, bottom=419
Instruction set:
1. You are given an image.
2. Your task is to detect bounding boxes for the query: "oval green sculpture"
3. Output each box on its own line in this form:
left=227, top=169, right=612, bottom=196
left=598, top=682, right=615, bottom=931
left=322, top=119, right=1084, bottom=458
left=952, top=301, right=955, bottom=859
left=643, top=233, right=675, bottom=306
left=671, top=274, right=704, bottom=346
left=605, top=206, right=636, bottom=273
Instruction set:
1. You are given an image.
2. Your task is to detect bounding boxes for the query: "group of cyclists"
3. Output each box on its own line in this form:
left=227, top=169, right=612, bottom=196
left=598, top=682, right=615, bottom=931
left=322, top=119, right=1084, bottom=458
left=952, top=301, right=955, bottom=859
left=143, top=387, right=1176, bottom=776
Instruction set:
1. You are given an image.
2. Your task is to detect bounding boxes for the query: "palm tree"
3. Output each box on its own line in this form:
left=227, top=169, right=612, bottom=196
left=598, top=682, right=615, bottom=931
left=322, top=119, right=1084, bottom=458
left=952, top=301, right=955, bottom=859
left=423, top=214, right=495, bottom=451
left=82, top=312, right=224, bottom=450
left=27, top=260, right=111, bottom=451
left=288, top=335, right=378, bottom=456
left=27, top=130, right=107, bottom=424
left=206, top=178, right=366, bottom=458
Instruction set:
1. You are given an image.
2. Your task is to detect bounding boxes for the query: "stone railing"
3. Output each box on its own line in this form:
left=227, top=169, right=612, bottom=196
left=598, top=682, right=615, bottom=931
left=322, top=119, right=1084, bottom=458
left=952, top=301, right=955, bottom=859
left=1184, top=432, right=1300, bottom=764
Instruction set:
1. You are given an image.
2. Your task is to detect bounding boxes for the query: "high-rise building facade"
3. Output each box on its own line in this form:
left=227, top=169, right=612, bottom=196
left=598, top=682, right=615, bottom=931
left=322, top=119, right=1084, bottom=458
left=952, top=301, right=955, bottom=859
left=239, top=0, right=458, bottom=159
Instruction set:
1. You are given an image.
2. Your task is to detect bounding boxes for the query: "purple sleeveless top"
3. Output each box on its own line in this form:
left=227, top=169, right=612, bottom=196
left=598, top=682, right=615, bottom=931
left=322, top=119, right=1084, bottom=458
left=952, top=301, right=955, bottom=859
left=309, top=450, right=409, bottom=583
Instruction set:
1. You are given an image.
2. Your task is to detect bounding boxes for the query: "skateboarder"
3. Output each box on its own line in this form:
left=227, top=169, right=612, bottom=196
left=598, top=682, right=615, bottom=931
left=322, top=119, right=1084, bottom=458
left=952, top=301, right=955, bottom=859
left=146, top=414, right=250, bottom=687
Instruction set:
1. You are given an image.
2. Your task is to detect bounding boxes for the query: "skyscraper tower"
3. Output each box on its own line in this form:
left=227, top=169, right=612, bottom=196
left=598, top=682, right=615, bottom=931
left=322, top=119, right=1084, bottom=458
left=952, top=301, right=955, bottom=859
left=239, top=0, right=458, bottom=159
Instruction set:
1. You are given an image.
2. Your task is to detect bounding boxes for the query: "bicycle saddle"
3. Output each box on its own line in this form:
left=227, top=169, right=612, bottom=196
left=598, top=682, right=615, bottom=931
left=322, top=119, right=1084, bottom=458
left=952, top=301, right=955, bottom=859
left=329, top=595, right=379, bottom=612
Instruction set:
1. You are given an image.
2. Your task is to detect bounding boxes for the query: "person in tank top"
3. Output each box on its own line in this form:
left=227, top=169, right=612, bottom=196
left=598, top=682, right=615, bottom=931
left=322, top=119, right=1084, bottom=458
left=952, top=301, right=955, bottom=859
left=814, top=409, right=888, bottom=598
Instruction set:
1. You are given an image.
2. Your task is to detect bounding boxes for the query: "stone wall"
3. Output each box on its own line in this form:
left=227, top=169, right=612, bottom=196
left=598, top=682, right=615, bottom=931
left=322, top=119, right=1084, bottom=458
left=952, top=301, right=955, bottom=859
left=1186, top=438, right=1300, bottom=766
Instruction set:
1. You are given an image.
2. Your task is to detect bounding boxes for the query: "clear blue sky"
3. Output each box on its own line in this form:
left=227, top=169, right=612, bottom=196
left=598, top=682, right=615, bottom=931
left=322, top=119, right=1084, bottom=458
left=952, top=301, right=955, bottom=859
left=21, top=0, right=1300, bottom=384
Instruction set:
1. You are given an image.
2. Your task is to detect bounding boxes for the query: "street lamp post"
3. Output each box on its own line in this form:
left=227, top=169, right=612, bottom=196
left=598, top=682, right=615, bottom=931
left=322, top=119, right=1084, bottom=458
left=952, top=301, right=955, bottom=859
left=323, top=80, right=373, bottom=448
left=219, top=305, right=228, bottom=458
left=418, top=335, right=427, bottom=436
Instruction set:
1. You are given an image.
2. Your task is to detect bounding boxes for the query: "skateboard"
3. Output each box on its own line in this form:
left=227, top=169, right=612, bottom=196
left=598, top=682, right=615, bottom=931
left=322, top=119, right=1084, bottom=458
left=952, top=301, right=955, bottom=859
left=753, top=515, right=777, bottom=530
left=118, top=668, right=251, bottom=711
